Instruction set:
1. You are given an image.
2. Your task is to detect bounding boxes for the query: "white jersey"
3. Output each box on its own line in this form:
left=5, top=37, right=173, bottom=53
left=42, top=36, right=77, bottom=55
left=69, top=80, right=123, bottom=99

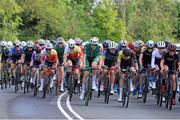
left=151, top=48, right=163, bottom=68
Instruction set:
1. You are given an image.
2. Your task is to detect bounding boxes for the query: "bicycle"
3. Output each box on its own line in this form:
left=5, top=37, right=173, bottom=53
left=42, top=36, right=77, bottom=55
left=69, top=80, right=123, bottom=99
left=83, top=67, right=99, bottom=106
left=1, top=61, right=9, bottom=89
left=55, top=64, right=64, bottom=96
left=121, top=68, right=131, bottom=108
left=33, top=66, right=41, bottom=97
left=165, top=70, right=178, bottom=110
left=102, top=66, right=117, bottom=104
left=42, top=66, right=55, bottom=98
left=24, top=66, right=31, bottom=94
left=14, top=61, right=22, bottom=93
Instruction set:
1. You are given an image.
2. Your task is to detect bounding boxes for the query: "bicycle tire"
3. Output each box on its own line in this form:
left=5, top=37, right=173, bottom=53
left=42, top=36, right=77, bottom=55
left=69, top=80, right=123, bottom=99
left=69, top=75, right=74, bottom=102
left=125, top=78, right=130, bottom=108
left=169, top=80, right=172, bottom=110
left=85, top=77, right=92, bottom=106
left=15, top=70, right=19, bottom=93
left=42, top=79, right=47, bottom=99
left=165, top=82, right=170, bottom=109
left=106, top=78, right=111, bottom=104
left=143, top=77, right=148, bottom=103
left=34, top=76, right=38, bottom=96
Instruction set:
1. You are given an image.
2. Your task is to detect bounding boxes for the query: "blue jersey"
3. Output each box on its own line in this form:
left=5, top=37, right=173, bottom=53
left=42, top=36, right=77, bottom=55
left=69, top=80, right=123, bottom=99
left=10, top=47, right=23, bottom=62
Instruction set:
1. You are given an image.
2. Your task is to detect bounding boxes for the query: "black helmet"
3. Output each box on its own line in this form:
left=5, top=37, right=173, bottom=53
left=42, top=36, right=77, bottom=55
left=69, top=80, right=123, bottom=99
left=123, top=48, right=131, bottom=56
left=103, top=40, right=111, bottom=48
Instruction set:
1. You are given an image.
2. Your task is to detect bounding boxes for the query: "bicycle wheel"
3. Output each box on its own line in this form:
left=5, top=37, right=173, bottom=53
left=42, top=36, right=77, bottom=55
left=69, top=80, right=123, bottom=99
left=42, top=79, right=47, bottom=99
left=4, top=71, right=7, bottom=89
left=122, top=87, right=126, bottom=107
left=165, top=82, right=170, bottom=109
left=69, top=74, right=74, bottom=102
left=85, top=77, right=92, bottom=106
left=15, top=70, right=19, bottom=93
left=125, top=78, right=130, bottom=108
left=143, top=77, right=148, bottom=103
left=106, top=78, right=111, bottom=104
left=169, top=80, right=173, bottom=110
left=156, top=78, right=161, bottom=106
left=1, top=72, right=4, bottom=90
left=97, top=77, right=101, bottom=98
left=34, top=73, right=38, bottom=97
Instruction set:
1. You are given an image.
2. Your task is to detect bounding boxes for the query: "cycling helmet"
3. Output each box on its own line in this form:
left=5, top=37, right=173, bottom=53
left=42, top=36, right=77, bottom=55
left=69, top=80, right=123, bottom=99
left=108, top=41, right=117, bottom=49
left=75, top=38, right=82, bottom=45
left=56, top=37, right=65, bottom=44
left=128, top=42, right=136, bottom=50
left=123, top=48, right=131, bottom=56
left=38, top=39, right=45, bottom=45
left=156, top=41, right=165, bottom=48
left=135, top=40, right=144, bottom=48
left=45, top=40, right=50, bottom=45
left=34, top=44, right=41, bottom=53
left=68, top=39, right=75, bottom=49
left=119, top=39, right=127, bottom=47
left=103, top=40, right=111, bottom=48
left=26, top=40, right=34, bottom=48
left=73, top=46, right=81, bottom=53
left=90, top=37, right=99, bottom=45
left=1, top=41, right=7, bottom=47
left=146, top=40, right=154, bottom=48
left=21, top=41, right=27, bottom=47
left=7, top=41, right=13, bottom=48
left=167, top=43, right=176, bottom=52
left=45, top=42, right=53, bottom=49
left=14, top=40, right=21, bottom=46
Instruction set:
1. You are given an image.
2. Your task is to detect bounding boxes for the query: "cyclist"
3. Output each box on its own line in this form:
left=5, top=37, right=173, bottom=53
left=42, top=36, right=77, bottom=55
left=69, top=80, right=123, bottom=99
left=138, top=40, right=155, bottom=97
left=38, top=39, right=45, bottom=50
left=160, top=43, right=180, bottom=105
left=7, top=41, right=13, bottom=49
left=0, top=41, right=11, bottom=83
left=10, top=40, right=24, bottom=84
left=21, top=41, right=34, bottom=82
left=54, top=37, right=66, bottom=92
left=151, top=41, right=166, bottom=90
left=30, top=44, right=42, bottom=88
left=117, top=48, right=137, bottom=102
left=64, top=39, right=83, bottom=92
left=101, top=41, right=118, bottom=94
left=39, top=42, right=58, bottom=91
left=80, top=37, right=102, bottom=100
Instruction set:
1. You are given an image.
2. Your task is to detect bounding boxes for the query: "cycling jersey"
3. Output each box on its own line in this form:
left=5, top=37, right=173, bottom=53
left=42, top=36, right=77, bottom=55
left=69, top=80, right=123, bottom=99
left=162, top=51, right=179, bottom=71
left=0, top=47, right=10, bottom=62
left=151, top=48, right=163, bottom=69
left=141, top=47, right=153, bottom=68
left=32, top=51, right=41, bottom=67
left=54, top=45, right=65, bottom=64
left=45, top=49, right=58, bottom=63
left=84, top=43, right=102, bottom=67
left=103, top=49, right=119, bottom=68
left=117, top=51, right=135, bottom=69
left=64, top=45, right=82, bottom=60
left=10, top=47, right=23, bottom=63
left=23, top=47, right=34, bottom=64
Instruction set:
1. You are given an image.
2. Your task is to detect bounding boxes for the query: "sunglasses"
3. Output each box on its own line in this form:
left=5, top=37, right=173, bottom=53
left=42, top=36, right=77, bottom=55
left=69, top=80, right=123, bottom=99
left=46, top=49, right=51, bottom=51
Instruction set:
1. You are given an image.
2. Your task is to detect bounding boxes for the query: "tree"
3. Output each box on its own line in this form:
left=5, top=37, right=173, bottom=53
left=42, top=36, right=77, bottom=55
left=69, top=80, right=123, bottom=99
left=92, top=0, right=126, bottom=42
left=127, top=0, right=178, bottom=41
left=0, top=0, right=22, bottom=41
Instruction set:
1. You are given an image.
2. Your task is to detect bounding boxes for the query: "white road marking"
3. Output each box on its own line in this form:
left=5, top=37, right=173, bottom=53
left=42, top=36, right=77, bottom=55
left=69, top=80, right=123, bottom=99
left=57, top=91, right=73, bottom=120
left=66, top=96, right=85, bottom=120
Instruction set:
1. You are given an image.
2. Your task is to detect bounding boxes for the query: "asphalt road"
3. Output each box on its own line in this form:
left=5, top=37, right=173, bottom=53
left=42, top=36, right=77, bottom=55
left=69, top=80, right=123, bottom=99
left=1, top=86, right=180, bottom=119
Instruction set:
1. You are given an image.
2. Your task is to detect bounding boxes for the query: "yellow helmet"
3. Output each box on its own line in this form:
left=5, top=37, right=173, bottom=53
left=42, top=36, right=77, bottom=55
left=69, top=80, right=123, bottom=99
left=73, top=46, right=81, bottom=53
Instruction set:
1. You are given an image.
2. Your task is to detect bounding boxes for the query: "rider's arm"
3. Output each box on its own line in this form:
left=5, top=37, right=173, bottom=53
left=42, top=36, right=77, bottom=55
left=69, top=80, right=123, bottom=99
left=117, top=51, right=122, bottom=71
left=139, top=49, right=144, bottom=68
left=151, top=49, right=156, bottom=69
left=160, top=53, right=165, bottom=71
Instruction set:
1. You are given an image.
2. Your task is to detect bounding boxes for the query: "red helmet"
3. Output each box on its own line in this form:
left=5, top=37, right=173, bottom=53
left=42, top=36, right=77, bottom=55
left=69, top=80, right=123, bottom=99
left=128, top=42, right=136, bottom=52
left=167, top=43, right=176, bottom=52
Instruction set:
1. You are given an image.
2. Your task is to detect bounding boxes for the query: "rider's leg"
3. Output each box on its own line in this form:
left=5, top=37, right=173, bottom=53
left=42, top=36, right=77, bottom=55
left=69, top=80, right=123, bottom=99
left=118, top=73, right=125, bottom=102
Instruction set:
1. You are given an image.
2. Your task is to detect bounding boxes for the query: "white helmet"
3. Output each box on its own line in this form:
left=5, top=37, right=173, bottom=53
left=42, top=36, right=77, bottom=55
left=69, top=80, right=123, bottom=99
left=156, top=41, right=165, bottom=48
left=146, top=40, right=154, bottom=48
left=45, top=42, right=53, bottom=49
left=1, top=41, right=7, bottom=47
left=135, top=40, right=144, bottom=48
left=90, top=37, right=99, bottom=45
left=45, top=40, right=50, bottom=44
left=26, top=40, right=34, bottom=48
left=39, top=39, right=45, bottom=45
left=119, top=39, right=127, bottom=47
left=21, top=41, right=27, bottom=47
left=68, top=39, right=75, bottom=48
left=14, top=40, right=21, bottom=46
left=7, top=41, right=13, bottom=48
left=109, top=41, right=117, bottom=49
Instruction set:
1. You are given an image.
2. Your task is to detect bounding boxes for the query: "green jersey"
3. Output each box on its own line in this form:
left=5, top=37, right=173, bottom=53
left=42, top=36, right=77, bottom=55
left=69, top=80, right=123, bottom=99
left=84, top=43, right=102, bottom=58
